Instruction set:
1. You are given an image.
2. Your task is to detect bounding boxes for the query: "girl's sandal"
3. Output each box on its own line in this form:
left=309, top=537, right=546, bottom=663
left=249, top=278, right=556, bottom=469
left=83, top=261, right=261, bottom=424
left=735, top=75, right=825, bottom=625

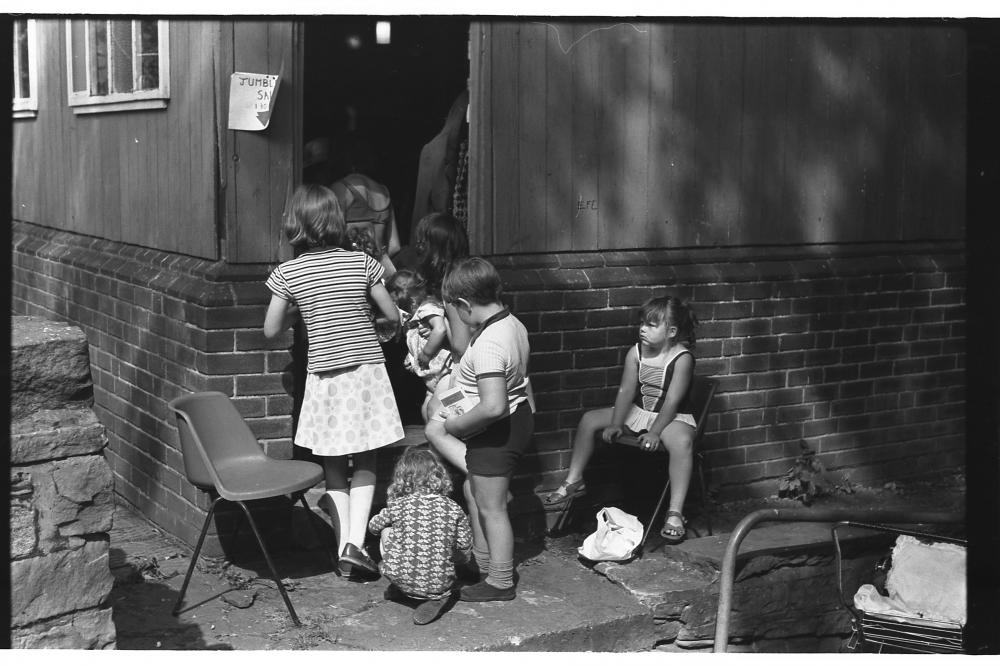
left=542, top=479, right=587, bottom=506
left=660, top=510, right=687, bottom=544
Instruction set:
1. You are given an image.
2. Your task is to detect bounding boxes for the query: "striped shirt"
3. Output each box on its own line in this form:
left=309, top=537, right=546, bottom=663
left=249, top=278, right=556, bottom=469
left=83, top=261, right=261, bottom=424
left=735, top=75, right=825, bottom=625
left=266, top=248, right=385, bottom=373
left=633, top=344, right=694, bottom=415
left=451, top=309, right=531, bottom=414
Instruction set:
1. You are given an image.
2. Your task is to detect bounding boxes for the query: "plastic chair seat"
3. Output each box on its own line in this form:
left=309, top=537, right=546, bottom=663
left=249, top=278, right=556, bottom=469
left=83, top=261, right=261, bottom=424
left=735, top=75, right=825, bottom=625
left=210, top=458, right=324, bottom=502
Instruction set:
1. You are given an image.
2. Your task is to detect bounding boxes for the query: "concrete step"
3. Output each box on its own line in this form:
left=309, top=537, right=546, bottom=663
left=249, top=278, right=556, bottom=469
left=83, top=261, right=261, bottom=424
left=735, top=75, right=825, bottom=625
left=11, top=316, right=94, bottom=421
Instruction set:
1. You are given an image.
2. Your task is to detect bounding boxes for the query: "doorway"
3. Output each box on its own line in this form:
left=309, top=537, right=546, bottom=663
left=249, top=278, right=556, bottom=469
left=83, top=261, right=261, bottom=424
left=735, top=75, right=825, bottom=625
left=303, top=17, right=471, bottom=246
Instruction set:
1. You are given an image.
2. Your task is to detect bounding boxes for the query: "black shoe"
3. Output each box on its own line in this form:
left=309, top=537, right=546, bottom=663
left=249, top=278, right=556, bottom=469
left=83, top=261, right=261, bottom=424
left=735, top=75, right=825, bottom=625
left=339, top=543, right=379, bottom=577
left=455, top=558, right=481, bottom=583
left=413, top=592, right=456, bottom=625
left=459, top=580, right=516, bottom=602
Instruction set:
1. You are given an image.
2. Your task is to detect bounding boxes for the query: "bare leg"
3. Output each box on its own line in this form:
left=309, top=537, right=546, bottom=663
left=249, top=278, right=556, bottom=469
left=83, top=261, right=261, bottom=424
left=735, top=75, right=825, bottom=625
left=562, top=407, right=614, bottom=484
left=659, top=421, right=695, bottom=530
left=346, top=449, right=377, bottom=548
left=463, top=478, right=488, bottom=555
left=469, top=474, right=514, bottom=585
left=425, top=418, right=468, bottom=474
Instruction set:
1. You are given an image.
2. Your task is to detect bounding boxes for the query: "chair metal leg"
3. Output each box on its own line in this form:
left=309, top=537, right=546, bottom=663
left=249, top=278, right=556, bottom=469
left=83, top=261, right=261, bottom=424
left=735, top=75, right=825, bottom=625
left=297, top=493, right=337, bottom=567
left=236, top=500, right=301, bottom=626
left=641, top=480, right=671, bottom=553
left=173, top=497, right=220, bottom=617
left=697, top=456, right=712, bottom=536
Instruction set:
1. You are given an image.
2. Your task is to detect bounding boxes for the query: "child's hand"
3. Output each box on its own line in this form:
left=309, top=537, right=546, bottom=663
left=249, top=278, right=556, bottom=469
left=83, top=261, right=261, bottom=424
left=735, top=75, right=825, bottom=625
left=601, top=425, right=622, bottom=444
left=637, top=431, right=662, bottom=452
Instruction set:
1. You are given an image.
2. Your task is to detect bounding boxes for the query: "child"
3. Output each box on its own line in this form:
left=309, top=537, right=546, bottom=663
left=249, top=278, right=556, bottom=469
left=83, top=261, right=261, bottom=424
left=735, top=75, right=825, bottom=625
left=368, top=446, right=472, bottom=625
left=387, top=270, right=452, bottom=421
left=263, top=184, right=404, bottom=578
left=431, top=257, right=533, bottom=602
left=542, top=296, right=699, bottom=544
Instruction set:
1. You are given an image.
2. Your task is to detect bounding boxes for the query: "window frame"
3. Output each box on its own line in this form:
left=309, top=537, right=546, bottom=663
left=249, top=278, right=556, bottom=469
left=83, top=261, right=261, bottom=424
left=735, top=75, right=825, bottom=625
left=64, top=18, right=170, bottom=115
left=12, top=18, right=38, bottom=119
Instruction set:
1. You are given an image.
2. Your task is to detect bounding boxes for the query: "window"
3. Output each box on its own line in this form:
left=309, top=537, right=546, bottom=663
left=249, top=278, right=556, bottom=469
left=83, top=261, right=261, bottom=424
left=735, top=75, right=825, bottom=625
left=65, top=19, right=169, bottom=114
left=12, top=19, right=38, bottom=118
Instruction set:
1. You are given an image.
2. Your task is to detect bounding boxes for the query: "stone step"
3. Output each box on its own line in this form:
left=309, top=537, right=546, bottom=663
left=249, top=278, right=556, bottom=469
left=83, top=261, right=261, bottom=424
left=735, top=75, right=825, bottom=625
left=10, top=407, right=106, bottom=465
left=11, top=316, right=93, bottom=421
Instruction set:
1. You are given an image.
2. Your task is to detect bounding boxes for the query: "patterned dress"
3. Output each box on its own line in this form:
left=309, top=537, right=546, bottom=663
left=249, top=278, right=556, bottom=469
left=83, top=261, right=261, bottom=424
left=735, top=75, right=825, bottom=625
left=368, top=494, right=472, bottom=599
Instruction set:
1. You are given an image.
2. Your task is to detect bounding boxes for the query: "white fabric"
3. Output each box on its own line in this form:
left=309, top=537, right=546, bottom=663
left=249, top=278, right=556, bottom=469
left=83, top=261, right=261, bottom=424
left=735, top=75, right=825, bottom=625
left=885, top=535, right=966, bottom=625
left=578, top=507, right=643, bottom=562
left=295, top=363, right=404, bottom=456
left=404, top=299, right=451, bottom=387
left=624, top=404, right=697, bottom=432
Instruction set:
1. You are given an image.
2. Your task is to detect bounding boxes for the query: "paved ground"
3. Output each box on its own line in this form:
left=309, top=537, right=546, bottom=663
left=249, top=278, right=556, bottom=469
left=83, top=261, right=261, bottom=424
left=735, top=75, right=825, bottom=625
left=108, top=471, right=965, bottom=651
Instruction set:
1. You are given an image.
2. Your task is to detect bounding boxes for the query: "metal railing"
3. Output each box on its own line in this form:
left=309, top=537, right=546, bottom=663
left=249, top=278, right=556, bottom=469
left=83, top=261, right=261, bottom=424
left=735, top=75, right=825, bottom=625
left=713, top=508, right=963, bottom=653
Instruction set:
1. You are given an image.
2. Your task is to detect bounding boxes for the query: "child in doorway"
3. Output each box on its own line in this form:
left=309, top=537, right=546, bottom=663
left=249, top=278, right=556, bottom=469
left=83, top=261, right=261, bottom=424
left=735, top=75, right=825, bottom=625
left=386, top=269, right=452, bottom=421
left=368, top=446, right=472, bottom=625
left=430, top=257, right=533, bottom=602
left=542, top=296, right=699, bottom=544
left=264, top=184, right=404, bottom=578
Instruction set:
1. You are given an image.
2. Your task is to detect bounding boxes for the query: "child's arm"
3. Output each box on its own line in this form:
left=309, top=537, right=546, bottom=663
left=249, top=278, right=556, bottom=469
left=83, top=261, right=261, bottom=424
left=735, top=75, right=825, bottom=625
left=444, top=301, right=472, bottom=360
left=443, top=375, right=508, bottom=439
left=368, top=506, right=392, bottom=535
left=263, top=294, right=300, bottom=339
left=638, top=352, right=694, bottom=449
left=370, top=281, right=400, bottom=326
left=417, top=314, right=448, bottom=368
left=603, top=345, right=640, bottom=442
left=453, top=509, right=473, bottom=561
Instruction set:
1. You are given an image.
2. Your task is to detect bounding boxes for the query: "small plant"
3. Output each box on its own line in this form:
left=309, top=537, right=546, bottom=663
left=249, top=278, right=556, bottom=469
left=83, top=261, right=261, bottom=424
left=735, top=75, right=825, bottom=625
left=778, top=441, right=831, bottom=505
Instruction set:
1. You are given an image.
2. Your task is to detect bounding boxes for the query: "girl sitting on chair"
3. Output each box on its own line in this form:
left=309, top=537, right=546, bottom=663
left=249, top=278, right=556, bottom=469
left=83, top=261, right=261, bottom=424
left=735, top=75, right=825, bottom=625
left=542, top=296, right=699, bottom=544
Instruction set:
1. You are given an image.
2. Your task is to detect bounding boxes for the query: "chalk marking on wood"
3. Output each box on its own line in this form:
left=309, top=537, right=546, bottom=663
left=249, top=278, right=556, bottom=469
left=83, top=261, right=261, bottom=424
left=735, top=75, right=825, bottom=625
left=534, top=22, right=648, bottom=55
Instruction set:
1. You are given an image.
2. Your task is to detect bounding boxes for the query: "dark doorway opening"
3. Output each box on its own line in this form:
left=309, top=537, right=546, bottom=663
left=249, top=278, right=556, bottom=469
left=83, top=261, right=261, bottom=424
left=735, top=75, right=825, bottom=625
left=303, top=16, right=471, bottom=246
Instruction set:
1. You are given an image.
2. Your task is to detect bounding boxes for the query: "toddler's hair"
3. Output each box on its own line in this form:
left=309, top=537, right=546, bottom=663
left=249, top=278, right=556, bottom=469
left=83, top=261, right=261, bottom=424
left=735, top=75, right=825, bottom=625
left=640, top=296, right=698, bottom=349
left=386, top=269, right=426, bottom=312
left=414, top=212, right=469, bottom=293
left=442, top=257, right=502, bottom=306
left=387, top=446, right=453, bottom=500
left=283, top=184, right=346, bottom=250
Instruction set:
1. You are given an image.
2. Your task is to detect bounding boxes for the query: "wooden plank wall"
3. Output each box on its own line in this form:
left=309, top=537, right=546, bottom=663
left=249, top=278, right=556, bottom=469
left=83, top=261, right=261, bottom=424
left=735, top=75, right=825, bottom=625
left=10, top=19, right=219, bottom=260
left=223, top=20, right=299, bottom=264
left=473, top=22, right=966, bottom=255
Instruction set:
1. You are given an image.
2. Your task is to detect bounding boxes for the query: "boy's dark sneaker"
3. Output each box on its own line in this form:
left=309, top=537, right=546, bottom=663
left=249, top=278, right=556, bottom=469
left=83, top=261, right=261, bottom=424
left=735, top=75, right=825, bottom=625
left=413, top=592, right=456, bottom=625
left=458, top=580, right=516, bottom=602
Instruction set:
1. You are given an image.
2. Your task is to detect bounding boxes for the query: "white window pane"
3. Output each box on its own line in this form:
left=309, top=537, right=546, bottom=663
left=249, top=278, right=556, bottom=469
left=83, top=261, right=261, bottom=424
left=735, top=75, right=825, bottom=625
left=110, top=20, right=133, bottom=93
left=70, top=20, right=88, bottom=93
left=14, top=20, right=29, bottom=98
left=88, top=20, right=109, bottom=96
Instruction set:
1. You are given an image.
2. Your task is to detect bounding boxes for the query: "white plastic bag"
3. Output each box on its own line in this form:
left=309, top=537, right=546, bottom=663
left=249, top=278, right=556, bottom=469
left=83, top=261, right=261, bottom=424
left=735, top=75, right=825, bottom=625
left=578, top=507, right=644, bottom=562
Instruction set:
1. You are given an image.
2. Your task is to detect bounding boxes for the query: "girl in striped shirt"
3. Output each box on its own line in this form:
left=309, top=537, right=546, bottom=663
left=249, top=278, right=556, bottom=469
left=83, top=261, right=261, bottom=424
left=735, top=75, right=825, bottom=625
left=264, top=184, right=404, bottom=578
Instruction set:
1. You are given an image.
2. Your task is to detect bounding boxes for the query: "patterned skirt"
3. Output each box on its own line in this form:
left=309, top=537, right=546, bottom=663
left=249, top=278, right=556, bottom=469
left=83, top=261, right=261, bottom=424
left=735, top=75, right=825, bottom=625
left=624, top=404, right=697, bottom=433
left=295, top=363, right=404, bottom=456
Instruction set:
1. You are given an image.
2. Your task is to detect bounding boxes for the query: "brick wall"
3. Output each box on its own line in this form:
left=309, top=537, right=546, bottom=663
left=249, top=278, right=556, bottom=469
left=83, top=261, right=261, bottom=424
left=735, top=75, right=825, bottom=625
left=11, top=222, right=292, bottom=550
left=493, top=243, right=966, bottom=501
left=12, top=220, right=966, bottom=547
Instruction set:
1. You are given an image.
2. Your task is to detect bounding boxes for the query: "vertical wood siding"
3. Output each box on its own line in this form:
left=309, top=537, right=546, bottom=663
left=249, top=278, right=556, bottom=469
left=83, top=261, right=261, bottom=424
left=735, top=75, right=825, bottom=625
left=11, top=20, right=219, bottom=260
left=222, top=20, right=299, bottom=264
left=472, top=22, right=966, bottom=255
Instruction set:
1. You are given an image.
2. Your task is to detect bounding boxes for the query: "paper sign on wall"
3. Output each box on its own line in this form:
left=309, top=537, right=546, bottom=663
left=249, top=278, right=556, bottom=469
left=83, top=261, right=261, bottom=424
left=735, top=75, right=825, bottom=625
left=227, top=72, right=280, bottom=131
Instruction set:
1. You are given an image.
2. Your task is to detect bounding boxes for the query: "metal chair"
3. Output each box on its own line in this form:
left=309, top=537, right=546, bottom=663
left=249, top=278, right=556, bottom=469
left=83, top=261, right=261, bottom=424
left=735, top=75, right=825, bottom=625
left=169, top=391, right=331, bottom=626
left=550, top=376, right=718, bottom=554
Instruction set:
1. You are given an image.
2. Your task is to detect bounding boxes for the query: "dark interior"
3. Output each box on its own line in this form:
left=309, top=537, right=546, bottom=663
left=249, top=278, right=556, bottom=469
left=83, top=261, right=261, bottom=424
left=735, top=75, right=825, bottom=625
left=303, top=16, right=470, bottom=246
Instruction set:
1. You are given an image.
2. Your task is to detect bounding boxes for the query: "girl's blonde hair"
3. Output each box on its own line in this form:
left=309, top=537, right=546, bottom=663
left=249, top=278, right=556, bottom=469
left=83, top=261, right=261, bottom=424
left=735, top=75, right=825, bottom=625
left=283, top=184, right=346, bottom=250
left=640, top=296, right=698, bottom=349
left=387, top=446, right=453, bottom=500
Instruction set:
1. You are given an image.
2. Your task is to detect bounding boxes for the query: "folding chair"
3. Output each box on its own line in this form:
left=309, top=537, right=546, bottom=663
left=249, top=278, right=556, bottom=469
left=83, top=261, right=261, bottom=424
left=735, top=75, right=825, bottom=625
left=169, top=391, right=332, bottom=627
left=550, top=376, right=718, bottom=554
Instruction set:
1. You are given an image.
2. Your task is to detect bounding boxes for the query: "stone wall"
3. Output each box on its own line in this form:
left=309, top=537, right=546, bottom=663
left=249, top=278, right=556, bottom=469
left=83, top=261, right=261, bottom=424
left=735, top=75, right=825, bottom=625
left=10, top=316, right=116, bottom=649
left=11, top=219, right=966, bottom=548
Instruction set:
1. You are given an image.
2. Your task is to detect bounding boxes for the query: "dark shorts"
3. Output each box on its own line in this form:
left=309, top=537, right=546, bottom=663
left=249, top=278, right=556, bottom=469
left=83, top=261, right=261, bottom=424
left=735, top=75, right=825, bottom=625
left=465, top=402, right=533, bottom=477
